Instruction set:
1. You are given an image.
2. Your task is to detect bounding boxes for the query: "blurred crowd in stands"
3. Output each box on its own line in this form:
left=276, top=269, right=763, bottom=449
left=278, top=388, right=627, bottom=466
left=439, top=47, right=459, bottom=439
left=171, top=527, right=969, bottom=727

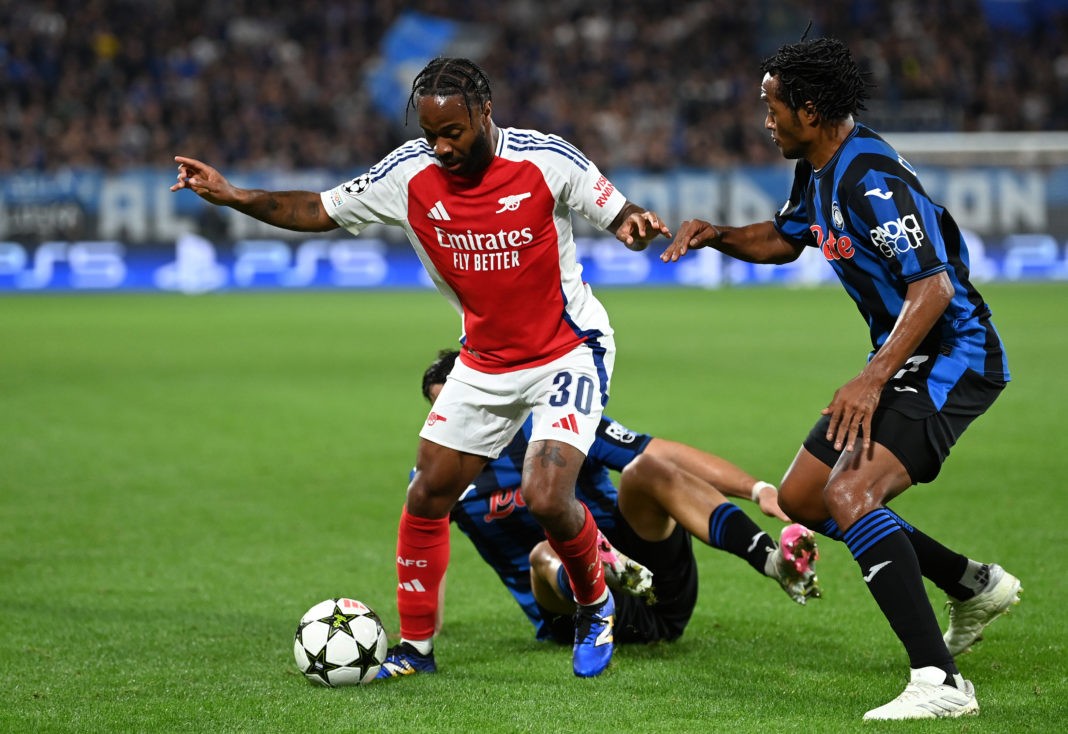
left=2, top=0, right=1068, bottom=174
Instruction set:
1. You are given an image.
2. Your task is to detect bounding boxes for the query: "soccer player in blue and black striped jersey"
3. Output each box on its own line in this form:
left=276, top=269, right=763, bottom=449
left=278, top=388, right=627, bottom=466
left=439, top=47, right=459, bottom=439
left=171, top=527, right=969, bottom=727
left=662, top=37, right=1021, bottom=721
left=405, top=349, right=820, bottom=659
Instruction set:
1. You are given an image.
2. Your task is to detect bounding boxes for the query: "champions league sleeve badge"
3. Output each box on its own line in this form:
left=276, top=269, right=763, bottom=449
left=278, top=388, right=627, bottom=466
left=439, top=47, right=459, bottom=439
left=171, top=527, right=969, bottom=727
left=343, top=174, right=371, bottom=196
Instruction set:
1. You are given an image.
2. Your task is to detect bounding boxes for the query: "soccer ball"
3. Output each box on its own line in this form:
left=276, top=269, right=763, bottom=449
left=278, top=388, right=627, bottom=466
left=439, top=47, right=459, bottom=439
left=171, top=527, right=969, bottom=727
left=293, top=598, right=388, bottom=686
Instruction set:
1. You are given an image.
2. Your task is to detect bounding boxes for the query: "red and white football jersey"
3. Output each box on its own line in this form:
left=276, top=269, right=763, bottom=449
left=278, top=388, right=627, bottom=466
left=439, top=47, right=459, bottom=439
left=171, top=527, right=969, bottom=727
left=321, top=127, right=628, bottom=373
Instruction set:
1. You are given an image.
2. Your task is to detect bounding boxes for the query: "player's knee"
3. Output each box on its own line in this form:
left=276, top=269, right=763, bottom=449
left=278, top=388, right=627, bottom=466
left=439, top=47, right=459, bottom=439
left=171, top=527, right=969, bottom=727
left=529, top=541, right=565, bottom=595
left=822, top=477, right=884, bottom=527
left=776, top=485, right=803, bottom=519
left=620, top=452, right=671, bottom=497
left=406, top=471, right=464, bottom=518
left=777, top=480, right=825, bottom=524
left=529, top=540, right=555, bottom=573
left=520, top=482, right=569, bottom=522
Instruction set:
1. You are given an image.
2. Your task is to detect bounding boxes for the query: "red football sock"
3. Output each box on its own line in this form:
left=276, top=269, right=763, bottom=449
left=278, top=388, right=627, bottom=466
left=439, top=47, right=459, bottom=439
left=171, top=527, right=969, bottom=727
left=546, top=504, right=606, bottom=606
left=395, top=507, right=450, bottom=641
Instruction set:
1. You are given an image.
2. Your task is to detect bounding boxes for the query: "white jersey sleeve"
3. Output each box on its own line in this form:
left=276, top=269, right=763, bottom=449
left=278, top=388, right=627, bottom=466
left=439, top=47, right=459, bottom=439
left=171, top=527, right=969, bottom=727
left=319, top=139, right=437, bottom=234
left=500, top=129, right=627, bottom=233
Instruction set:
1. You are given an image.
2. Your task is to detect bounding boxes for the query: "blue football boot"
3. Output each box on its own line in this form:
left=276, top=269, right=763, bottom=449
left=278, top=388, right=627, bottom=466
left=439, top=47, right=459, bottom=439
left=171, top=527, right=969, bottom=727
left=572, top=593, right=615, bottom=677
left=375, top=641, right=437, bottom=679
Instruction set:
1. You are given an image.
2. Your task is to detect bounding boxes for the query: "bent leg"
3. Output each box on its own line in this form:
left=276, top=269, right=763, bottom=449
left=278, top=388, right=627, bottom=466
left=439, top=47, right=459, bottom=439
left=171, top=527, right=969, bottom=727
left=529, top=540, right=575, bottom=615
left=523, top=439, right=615, bottom=677
left=879, top=508, right=1001, bottom=604
left=777, top=446, right=834, bottom=526
left=642, top=437, right=762, bottom=502
left=619, top=436, right=778, bottom=538
left=522, top=439, right=603, bottom=605
left=617, top=450, right=688, bottom=542
left=396, top=439, right=487, bottom=642
left=617, top=447, right=817, bottom=601
left=828, top=443, right=957, bottom=676
left=787, top=442, right=988, bottom=595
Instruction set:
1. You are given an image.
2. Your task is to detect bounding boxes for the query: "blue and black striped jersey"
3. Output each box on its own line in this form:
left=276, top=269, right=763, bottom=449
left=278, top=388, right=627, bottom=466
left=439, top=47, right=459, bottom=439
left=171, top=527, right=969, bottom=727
left=447, top=415, right=652, bottom=639
left=772, top=124, right=1010, bottom=398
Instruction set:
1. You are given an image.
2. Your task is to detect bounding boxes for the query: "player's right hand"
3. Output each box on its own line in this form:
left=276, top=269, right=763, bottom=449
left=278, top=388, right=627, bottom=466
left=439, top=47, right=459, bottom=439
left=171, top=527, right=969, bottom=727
left=822, top=371, right=882, bottom=453
left=661, top=219, right=720, bottom=262
left=170, top=155, right=236, bottom=206
left=615, top=209, right=671, bottom=251
left=754, top=484, right=791, bottom=523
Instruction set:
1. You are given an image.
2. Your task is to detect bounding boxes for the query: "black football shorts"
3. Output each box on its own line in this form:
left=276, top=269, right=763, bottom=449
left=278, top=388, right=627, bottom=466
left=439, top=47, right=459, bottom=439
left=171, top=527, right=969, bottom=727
left=803, top=365, right=1006, bottom=484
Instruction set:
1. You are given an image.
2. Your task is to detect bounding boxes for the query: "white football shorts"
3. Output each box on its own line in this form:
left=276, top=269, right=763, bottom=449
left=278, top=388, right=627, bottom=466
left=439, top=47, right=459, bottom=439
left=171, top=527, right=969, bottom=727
left=419, top=336, right=616, bottom=458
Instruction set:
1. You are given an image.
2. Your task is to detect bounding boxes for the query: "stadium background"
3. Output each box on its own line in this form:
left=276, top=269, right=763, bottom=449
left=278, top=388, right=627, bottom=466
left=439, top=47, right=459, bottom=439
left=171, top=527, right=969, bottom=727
left=2, top=0, right=1068, bottom=292
left=4, top=3, right=1068, bottom=731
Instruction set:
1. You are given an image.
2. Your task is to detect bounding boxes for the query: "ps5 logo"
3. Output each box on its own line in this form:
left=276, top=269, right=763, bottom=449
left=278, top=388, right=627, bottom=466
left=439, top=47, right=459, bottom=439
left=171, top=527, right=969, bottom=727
left=0, top=240, right=126, bottom=289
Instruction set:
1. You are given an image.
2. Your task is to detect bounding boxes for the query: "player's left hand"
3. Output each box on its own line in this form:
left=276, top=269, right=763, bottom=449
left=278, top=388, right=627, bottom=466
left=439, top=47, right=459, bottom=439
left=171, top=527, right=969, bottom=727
left=822, top=372, right=883, bottom=453
left=616, top=210, right=671, bottom=251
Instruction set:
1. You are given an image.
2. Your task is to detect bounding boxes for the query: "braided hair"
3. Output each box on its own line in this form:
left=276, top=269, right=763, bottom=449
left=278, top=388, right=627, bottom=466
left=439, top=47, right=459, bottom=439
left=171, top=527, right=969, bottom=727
left=760, top=38, right=872, bottom=122
left=406, top=57, right=493, bottom=125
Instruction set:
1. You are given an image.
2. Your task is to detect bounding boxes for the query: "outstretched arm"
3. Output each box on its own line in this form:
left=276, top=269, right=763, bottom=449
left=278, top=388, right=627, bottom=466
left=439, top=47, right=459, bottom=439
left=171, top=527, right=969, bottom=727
left=660, top=219, right=803, bottom=264
left=610, top=202, right=672, bottom=251
left=170, top=155, right=338, bottom=232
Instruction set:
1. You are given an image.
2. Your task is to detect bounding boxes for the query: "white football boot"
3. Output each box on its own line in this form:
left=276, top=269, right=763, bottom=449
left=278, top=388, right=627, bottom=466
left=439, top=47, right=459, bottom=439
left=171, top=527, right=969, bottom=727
left=944, top=563, right=1022, bottom=656
left=863, top=666, right=979, bottom=720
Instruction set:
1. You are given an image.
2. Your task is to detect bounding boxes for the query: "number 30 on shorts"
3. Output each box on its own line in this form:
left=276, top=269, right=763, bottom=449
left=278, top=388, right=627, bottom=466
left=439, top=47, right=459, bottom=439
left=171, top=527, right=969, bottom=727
left=548, top=371, right=595, bottom=415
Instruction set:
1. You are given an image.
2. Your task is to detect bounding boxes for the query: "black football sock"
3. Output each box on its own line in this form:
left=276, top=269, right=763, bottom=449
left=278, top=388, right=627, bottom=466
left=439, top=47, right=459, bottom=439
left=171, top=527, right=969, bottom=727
left=884, top=509, right=979, bottom=600
left=707, top=502, right=775, bottom=573
left=844, top=508, right=958, bottom=680
left=816, top=517, right=844, bottom=540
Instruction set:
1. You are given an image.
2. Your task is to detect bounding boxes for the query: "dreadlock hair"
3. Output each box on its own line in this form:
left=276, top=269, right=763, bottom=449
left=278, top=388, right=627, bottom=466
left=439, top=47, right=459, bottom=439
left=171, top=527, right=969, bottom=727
left=421, top=349, right=460, bottom=402
left=760, top=38, right=872, bottom=122
left=406, top=57, right=493, bottom=126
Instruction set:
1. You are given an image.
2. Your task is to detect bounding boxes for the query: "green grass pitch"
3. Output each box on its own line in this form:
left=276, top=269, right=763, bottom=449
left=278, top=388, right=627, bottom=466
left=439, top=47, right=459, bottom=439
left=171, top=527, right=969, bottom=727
left=2, top=283, right=1065, bottom=733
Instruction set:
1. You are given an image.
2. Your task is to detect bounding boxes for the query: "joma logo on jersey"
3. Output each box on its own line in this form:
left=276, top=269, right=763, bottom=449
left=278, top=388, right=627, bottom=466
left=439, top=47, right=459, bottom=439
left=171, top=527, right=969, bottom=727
left=870, top=214, right=925, bottom=258
left=810, top=224, right=855, bottom=261
left=433, top=226, right=534, bottom=251
left=593, top=175, right=615, bottom=207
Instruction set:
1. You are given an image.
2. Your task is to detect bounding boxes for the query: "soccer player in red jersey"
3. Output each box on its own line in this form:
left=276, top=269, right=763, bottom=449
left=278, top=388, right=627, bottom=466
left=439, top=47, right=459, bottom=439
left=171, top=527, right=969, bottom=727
left=171, top=57, right=669, bottom=678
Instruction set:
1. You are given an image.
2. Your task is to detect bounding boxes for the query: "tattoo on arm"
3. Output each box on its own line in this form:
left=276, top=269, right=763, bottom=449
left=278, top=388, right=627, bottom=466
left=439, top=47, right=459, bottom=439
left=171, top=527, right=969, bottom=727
left=237, top=191, right=282, bottom=221
left=237, top=190, right=332, bottom=231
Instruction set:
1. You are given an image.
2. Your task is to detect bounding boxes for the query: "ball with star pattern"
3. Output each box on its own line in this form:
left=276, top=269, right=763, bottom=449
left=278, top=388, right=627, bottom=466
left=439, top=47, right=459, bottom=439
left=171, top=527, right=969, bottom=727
left=293, top=598, right=388, bottom=686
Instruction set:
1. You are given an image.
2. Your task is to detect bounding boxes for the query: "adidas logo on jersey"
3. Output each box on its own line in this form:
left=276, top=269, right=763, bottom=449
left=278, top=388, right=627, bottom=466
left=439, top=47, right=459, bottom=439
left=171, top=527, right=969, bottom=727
left=551, top=414, right=580, bottom=433
left=427, top=201, right=451, bottom=221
